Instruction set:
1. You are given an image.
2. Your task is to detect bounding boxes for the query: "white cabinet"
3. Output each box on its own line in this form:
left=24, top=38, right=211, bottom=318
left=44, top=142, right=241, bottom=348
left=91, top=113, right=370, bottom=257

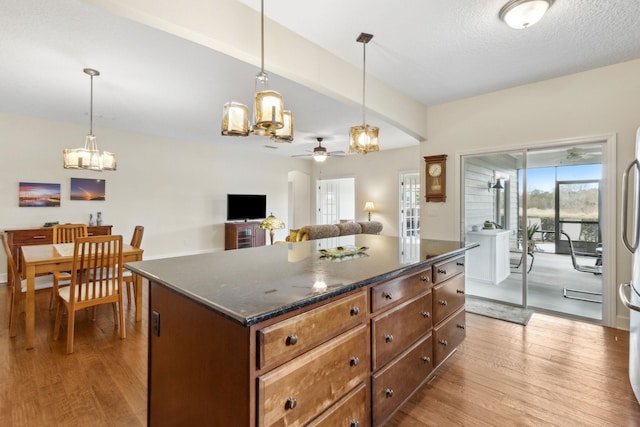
left=465, top=230, right=510, bottom=284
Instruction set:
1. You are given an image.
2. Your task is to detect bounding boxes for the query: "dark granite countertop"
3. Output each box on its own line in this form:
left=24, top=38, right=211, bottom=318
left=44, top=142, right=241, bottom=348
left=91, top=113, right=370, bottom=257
left=125, top=234, right=478, bottom=326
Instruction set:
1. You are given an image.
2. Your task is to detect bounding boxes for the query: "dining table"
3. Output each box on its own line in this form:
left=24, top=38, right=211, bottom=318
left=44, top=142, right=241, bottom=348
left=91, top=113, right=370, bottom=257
left=20, top=242, right=144, bottom=350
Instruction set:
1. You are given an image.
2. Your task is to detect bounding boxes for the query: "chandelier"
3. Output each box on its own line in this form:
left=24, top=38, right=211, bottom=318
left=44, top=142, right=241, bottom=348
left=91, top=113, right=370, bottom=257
left=63, top=68, right=116, bottom=171
left=221, top=0, right=294, bottom=142
left=349, top=33, right=379, bottom=154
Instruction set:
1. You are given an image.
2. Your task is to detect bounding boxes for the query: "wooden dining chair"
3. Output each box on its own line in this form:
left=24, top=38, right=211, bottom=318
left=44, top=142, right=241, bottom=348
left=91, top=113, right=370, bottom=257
left=53, top=235, right=125, bottom=354
left=1, top=234, right=56, bottom=337
left=52, top=223, right=88, bottom=244
left=123, top=226, right=144, bottom=305
left=50, top=224, right=88, bottom=309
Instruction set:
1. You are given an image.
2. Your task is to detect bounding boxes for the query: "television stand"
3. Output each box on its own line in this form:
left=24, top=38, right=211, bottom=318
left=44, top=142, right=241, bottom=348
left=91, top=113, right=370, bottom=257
left=225, top=221, right=266, bottom=250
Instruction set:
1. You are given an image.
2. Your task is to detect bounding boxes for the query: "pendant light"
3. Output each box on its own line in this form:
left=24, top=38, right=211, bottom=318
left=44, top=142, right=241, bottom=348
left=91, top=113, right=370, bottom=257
left=63, top=68, right=116, bottom=171
left=349, top=32, right=379, bottom=154
left=221, top=0, right=294, bottom=141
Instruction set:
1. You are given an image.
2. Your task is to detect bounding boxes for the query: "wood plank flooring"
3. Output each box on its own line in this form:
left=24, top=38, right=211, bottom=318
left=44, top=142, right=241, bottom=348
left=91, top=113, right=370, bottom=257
left=1, top=282, right=638, bottom=426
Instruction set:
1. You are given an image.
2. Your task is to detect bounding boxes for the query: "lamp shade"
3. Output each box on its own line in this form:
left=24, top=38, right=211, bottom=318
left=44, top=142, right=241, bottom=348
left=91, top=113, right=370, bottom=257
left=349, top=124, right=379, bottom=154
left=364, top=202, right=375, bottom=212
left=259, top=213, right=285, bottom=231
left=254, top=90, right=284, bottom=131
left=499, top=0, right=553, bottom=29
left=271, top=110, right=294, bottom=142
left=222, top=102, right=249, bottom=136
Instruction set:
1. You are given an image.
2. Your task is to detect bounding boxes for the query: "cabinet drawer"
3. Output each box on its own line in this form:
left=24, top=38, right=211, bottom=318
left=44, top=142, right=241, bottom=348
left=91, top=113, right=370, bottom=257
left=372, top=291, right=432, bottom=370
left=372, top=333, right=433, bottom=426
left=433, top=308, right=466, bottom=366
left=432, top=255, right=465, bottom=284
left=370, top=266, right=432, bottom=313
left=258, top=324, right=369, bottom=427
left=8, top=229, right=52, bottom=244
left=307, top=382, right=368, bottom=427
left=258, top=291, right=367, bottom=370
left=432, top=273, right=465, bottom=324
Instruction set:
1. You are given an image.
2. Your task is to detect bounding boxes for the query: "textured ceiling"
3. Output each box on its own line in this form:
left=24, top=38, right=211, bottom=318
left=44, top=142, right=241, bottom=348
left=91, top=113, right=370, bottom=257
left=2, top=0, right=640, bottom=158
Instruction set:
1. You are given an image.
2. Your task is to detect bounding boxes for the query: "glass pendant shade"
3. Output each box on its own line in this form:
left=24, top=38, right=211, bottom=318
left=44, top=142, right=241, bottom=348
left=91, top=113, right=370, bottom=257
left=221, top=102, right=249, bottom=136
left=313, top=151, right=328, bottom=162
left=271, top=111, right=294, bottom=142
left=254, top=90, right=284, bottom=131
left=349, top=124, right=379, bottom=154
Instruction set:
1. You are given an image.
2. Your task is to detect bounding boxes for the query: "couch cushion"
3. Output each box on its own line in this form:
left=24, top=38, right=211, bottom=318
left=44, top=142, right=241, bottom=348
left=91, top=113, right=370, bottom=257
left=337, top=222, right=362, bottom=236
left=359, top=221, right=383, bottom=235
left=286, top=229, right=300, bottom=242
left=297, top=224, right=340, bottom=241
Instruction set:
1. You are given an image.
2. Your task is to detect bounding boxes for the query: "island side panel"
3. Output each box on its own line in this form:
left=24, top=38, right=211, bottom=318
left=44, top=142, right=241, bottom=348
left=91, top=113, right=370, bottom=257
left=148, top=281, right=253, bottom=426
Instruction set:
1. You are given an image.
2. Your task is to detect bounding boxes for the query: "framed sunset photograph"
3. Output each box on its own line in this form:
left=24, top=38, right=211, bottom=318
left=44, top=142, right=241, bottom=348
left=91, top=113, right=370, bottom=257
left=19, top=182, right=61, bottom=207
left=70, top=178, right=106, bottom=201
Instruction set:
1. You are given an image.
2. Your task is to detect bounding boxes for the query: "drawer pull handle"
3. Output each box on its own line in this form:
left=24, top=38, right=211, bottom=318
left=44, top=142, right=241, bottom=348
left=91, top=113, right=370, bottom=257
left=383, top=292, right=393, bottom=300
left=457, top=323, right=466, bottom=330
left=438, top=268, right=447, bottom=275
left=439, top=339, right=448, bottom=346
left=456, top=261, right=464, bottom=266
left=350, top=306, right=360, bottom=316
left=350, top=421, right=360, bottom=427
left=385, top=388, right=394, bottom=398
left=385, top=335, right=394, bottom=343
left=456, top=289, right=465, bottom=294
left=420, top=275, right=430, bottom=283
left=439, top=300, right=448, bottom=306
left=422, top=356, right=431, bottom=363
left=350, top=356, right=360, bottom=367
left=33, top=235, right=47, bottom=239
left=421, top=311, right=430, bottom=319
left=285, top=335, right=298, bottom=346
left=285, top=397, right=297, bottom=410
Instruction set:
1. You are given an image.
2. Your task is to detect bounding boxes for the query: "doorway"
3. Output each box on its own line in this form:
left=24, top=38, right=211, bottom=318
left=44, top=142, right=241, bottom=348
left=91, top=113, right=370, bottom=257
left=462, top=141, right=608, bottom=322
left=316, top=177, right=355, bottom=225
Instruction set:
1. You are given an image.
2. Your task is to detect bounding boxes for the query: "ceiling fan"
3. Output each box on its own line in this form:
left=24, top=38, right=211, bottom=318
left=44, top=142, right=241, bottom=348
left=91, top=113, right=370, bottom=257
left=292, top=137, right=345, bottom=162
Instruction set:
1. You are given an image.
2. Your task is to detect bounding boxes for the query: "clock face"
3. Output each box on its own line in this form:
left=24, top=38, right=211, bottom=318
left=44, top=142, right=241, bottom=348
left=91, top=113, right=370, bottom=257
left=428, top=164, right=442, bottom=177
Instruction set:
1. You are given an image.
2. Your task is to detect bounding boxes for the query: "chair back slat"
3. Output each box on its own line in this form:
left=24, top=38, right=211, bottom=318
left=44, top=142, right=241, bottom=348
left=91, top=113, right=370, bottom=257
left=69, top=235, right=123, bottom=304
left=1, top=234, right=20, bottom=296
left=53, top=224, right=88, bottom=244
left=130, top=226, right=144, bottom=248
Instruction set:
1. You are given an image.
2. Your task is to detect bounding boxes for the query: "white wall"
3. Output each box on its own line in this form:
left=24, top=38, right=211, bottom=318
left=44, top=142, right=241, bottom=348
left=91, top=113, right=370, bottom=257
left=422, top=58, right=640, bottom=328
left=0, top=112, right=312, bottom=275
left=313, top=146, right=420, bottom=236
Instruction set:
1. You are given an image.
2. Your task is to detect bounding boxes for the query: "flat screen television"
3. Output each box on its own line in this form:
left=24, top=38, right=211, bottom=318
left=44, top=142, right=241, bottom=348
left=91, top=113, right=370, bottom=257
left=226, top=194, right=267, bottom=221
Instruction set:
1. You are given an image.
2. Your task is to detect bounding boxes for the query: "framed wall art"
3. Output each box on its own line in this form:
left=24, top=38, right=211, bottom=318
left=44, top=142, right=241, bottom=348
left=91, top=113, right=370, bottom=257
left=70, top=178, right=106, bottom=201
left=19, top=182, right=61, bottom=207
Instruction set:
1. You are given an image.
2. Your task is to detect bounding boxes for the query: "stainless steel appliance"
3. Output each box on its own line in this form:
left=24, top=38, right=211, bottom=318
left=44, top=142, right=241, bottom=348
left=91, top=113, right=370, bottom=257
left=620, top=126, right=640, bottom=404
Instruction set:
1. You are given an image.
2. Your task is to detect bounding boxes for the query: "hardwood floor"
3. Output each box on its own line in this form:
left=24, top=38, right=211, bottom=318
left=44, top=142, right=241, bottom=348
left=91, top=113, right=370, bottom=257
left=1, top=283, right=638, bottom=426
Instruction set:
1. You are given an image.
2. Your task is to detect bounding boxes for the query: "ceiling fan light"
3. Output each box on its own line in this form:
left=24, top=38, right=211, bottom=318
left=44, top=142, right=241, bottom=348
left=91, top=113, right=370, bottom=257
left=499, top=0, right=553, bottom=29
left=222, top=102, right=249, bottom=136
left=271, top=110, right=294, bottom=142
left=254, top=90, right=284, bottom=131
left=313, top=150, right=328, bottom=162
left=349, top=124, right=379, bottom=154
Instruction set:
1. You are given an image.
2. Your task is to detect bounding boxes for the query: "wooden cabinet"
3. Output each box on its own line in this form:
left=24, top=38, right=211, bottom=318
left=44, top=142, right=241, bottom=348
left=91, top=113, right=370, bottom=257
left=225, top=221, right=266, bottom=250
left=147, top=253, right=467, bottom=427
left=4, top=225, right=112, bottom=272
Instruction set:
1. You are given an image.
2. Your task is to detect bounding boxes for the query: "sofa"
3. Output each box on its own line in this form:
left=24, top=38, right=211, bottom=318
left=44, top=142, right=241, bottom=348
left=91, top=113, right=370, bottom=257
left=286, top=221, right=383, bottom=242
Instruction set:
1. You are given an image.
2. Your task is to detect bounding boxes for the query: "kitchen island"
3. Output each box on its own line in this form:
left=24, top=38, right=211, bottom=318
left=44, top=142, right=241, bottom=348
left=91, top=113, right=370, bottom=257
left=126, top=234, right=478, bottom=426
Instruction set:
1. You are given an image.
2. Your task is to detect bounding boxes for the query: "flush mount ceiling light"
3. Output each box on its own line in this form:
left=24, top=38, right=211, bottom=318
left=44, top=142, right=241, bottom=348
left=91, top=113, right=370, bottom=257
left=63, top=68, right=116, bottom=171
left=349, top=32, right=379, bottom=154
left=221, top=0, right=294, bottom=142
left=499, top=0, right=554, bottom=29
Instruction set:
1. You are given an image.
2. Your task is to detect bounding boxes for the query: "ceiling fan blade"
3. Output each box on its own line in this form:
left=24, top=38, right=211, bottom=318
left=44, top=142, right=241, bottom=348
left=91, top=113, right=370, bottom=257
left=328, top=150, right=346, bottom=157
left=291, top=153, right=312, bottom=158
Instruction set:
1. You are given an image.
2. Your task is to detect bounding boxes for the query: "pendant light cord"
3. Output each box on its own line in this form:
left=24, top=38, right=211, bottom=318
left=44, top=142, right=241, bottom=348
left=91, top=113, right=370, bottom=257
left=89, top=73, right=94, bottom=135
left=362, top=41, right=366, bottom=125
left=260, top=0, right=265, bottom=74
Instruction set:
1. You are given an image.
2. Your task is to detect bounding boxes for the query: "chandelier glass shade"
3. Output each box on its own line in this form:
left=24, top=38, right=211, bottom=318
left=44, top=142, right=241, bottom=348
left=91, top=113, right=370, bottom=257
left=221, top=0, right=293, bottom=141
left=63, top=68, right=116, bottom=171
left=349, top=33, right=379, bottom=154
